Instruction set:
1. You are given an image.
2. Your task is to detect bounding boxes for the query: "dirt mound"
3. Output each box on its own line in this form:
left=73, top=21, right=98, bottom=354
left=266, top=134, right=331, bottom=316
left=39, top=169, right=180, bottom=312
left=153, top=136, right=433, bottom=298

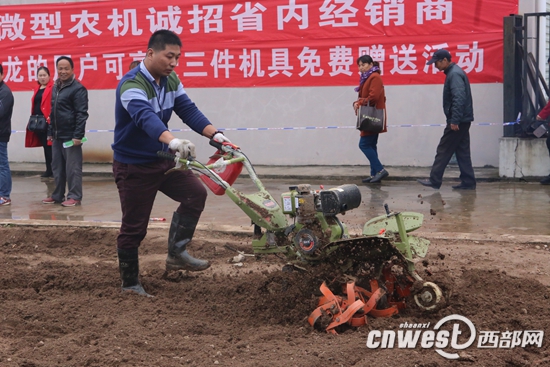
left=1, top=225, right=549, bottom=367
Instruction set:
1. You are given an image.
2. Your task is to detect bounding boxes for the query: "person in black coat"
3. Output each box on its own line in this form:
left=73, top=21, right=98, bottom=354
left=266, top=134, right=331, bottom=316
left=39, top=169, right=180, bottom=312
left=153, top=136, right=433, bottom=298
left=42, top=56, right=89, bottom=207
left=417, top=49, right=476, bottom=190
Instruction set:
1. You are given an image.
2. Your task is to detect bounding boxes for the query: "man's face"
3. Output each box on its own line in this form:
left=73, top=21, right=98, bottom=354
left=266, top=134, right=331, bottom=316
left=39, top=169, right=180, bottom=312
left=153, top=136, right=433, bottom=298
left=434, top=58, right=450, bottom=72
left=57, top=60, right=74, bottom=82
left=0, top=71, right=3, bottom=83
left=146, top=44, right=181, bottom=80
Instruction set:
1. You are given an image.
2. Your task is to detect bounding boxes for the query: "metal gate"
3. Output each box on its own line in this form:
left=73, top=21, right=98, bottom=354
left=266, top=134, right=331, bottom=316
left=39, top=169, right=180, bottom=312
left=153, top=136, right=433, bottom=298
left=504, top=13, right=550, bottom=137
left=503, top=12, right=550, bottom=137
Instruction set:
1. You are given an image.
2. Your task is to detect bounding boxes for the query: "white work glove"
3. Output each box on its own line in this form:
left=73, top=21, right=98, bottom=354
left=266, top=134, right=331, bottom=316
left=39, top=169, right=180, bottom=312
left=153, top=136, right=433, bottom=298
left=212, top=131, right=231, bottom=144
left=168, top=138, right=196, bottom=159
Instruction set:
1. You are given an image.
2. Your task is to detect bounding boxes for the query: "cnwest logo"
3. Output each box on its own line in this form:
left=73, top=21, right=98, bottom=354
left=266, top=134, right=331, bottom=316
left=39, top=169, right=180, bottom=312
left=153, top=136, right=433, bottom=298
left=365, top=314, right=544, bottom=360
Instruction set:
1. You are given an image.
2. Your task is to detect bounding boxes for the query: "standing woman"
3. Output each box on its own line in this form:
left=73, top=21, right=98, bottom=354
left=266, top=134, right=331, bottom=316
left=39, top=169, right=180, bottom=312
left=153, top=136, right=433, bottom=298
left=25, top=66, right=53, bottom=178
left=353, top=55, right=389, bottom=183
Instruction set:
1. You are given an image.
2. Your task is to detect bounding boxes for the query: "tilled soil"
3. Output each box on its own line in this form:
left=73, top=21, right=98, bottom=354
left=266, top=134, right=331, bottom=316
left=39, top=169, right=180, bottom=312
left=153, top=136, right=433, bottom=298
left=1, top=225, right=549, bottom=367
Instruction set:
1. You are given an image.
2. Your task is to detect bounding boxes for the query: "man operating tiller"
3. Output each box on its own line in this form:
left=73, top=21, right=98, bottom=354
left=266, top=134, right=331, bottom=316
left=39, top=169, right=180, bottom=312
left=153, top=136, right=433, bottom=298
left=112, top=29, right=231, bottom=297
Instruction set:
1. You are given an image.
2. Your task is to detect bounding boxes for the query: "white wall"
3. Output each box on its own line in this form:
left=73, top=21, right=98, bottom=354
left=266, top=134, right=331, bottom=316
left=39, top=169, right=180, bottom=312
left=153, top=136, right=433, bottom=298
left=3, top=0, right=515, bottom=167
left=9, top=83, right=503, bottom=166
left=500, top=137, right=550, bottom=177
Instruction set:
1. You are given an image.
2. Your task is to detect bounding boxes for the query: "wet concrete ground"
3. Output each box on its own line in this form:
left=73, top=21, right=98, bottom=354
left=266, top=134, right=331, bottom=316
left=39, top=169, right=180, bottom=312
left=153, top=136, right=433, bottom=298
left=2, top=173, right=549, bottom=238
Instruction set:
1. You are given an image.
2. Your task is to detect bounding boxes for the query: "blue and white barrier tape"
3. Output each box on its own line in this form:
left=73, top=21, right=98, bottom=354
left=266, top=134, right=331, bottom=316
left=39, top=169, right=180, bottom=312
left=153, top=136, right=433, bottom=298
left=11, top=121, right=518, bottom=134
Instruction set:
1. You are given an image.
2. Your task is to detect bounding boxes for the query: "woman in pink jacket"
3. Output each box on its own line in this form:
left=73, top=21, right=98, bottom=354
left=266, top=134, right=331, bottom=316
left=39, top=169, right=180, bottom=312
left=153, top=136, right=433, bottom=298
left=25, top=66, right=53, bottom=178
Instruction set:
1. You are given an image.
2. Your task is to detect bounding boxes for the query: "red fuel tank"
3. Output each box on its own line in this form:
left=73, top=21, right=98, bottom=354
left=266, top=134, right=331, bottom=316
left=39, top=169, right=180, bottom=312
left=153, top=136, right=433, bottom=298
left=199, top=151, right=243, bottom=195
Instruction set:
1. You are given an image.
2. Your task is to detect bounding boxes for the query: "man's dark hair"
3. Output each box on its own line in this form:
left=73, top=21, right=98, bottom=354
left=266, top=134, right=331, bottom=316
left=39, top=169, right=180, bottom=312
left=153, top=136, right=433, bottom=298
left=56, top=56, right=74, bottom=69
left=0, top=64, right=3, bottom=75
left=147, top=30, right=182, bottom=51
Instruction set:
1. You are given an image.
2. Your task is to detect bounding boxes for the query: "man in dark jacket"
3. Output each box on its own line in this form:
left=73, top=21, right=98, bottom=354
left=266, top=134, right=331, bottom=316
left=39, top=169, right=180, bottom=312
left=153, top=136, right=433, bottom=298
left=0, top=64, right=14, bottom=206
left=417, top=49, right=476, bottom=190
left=43, top=56, right=89, bottom=207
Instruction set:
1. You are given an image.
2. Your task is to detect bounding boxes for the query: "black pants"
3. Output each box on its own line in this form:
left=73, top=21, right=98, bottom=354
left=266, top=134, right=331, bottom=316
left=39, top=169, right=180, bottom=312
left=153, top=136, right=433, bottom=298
left=429, top=122, right=476, bottom=188
left=113, top=159, right=207, bottom=250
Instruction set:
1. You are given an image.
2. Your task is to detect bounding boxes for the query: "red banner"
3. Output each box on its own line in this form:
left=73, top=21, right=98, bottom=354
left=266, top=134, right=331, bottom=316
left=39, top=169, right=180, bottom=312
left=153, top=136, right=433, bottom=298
left=0, top=0, right=518, bottom=91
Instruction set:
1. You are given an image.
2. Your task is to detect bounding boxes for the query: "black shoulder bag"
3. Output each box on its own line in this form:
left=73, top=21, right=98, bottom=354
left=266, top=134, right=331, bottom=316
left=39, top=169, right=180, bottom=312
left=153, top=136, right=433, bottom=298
left=27, top=115, right=48, bottom=132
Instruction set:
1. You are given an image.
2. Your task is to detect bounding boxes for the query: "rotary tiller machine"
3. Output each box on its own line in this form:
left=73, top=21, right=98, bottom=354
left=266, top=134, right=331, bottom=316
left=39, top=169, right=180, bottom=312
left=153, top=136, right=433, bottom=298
left=158, top=140, right=444, bottom=317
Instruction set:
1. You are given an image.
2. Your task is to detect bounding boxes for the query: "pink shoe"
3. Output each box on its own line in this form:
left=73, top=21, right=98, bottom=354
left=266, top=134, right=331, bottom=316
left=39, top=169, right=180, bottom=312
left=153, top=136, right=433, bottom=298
left=42, top=197, right=61, bottom=204
left=61, top=198, right=81, bottom=207
left=0, top=197, right=11, bottom=206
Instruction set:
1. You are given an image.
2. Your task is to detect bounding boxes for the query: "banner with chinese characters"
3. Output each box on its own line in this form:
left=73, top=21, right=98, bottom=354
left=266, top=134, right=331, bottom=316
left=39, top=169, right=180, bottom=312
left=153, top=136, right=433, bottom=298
left=0, top=0, right=518, bottom=91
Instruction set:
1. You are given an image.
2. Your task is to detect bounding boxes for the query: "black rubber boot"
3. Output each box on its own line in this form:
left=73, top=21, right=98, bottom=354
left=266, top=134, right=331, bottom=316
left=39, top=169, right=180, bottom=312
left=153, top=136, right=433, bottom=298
left=117, top=248, right=153, bottom=297
left=166, top=212, right=210, bottom=272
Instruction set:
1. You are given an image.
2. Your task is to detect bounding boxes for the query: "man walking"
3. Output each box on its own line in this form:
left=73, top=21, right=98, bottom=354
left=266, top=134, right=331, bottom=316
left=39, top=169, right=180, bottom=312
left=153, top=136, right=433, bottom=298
left=417, top=49, right=476, bottom=190
left=0, top=64, right=14, bottom=206
left=112, top=29, right=233, bottom=296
